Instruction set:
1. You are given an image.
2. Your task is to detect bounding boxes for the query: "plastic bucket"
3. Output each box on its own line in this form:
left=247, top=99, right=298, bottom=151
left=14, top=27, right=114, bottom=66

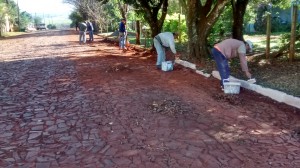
left=223, top=80, right=241, bottom=94
left=161, top=61, right=173, bottom=71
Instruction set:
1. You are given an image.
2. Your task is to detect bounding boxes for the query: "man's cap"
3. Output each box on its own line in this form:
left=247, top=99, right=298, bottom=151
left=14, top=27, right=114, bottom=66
left=173, top=32, right=179, bottom=36
left=246, top=40, right=253, bottom=52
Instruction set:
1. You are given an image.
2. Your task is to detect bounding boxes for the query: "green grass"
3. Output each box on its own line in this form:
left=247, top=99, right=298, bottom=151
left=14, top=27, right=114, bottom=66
left=128, top=36, right=153, bottom=48
left=0, top=32, right=28, bottom=38
left=107, top=32, right=294, bottom=55
left=244, top=34, right=282, bottom=52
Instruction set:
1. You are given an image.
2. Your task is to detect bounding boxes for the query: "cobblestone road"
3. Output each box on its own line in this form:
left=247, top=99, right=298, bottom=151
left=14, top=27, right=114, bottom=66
left=0, top=30, right=300, bottom=168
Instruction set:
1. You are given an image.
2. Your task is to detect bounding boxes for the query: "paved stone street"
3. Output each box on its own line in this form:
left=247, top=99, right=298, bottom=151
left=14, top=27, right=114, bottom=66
left=0, top=30, right=300, bottom=167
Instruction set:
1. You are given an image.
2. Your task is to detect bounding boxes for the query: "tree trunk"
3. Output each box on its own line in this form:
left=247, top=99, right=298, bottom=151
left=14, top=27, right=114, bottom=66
left=231, top=0, right=249, bottom=41
left=118, top=1, right=128, bottom=20
left=136, top=20, right=140, bottom=45
left=193, top=21, right=211, bottom=62
left=289, top=4, right=297, bottom=62
left=149, top=17, right=161, bottom=38
left=184, top=0, right=230, bottom=62
left=185, top=0, right=197, bottom=61
left=266, top=13, right=271, bottom=60
left=178, top=12, right=182, bottom=43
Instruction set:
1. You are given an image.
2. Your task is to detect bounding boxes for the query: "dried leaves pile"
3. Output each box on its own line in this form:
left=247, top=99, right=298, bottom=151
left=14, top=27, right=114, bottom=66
left=212, top=93, right=243, bottom=105
left=149, top=99, right=195, bottom=118
left=105, top=64, right=131, bottom=73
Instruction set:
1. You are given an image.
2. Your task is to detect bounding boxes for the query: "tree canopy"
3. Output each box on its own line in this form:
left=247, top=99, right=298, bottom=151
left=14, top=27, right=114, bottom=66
left=123, top=0, right=169, bottom=37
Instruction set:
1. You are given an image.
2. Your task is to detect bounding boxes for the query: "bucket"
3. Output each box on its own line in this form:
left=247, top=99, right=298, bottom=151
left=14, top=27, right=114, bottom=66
left=161, top=61, right=173, bottom=71
left=223, top=79, right=241, bottom=94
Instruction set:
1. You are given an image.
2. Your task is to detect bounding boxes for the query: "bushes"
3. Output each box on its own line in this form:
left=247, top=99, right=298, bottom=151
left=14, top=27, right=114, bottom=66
left=163, top=13, right=187, bottom=42
left=47, top=24, right=56, bottom=29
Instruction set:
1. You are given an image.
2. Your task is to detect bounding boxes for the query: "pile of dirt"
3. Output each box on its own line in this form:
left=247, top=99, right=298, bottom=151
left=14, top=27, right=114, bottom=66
left=292, top=127, right=300, bottom=141
left=212, top=93, right=244, bottom=105
left=105, top=64, right=131, bottom=73
left=148, top=99, right=195, bottom=118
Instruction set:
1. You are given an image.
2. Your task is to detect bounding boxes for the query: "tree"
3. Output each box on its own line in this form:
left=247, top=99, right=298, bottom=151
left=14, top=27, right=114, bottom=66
left=0, top=0, right=18, bottom=35
left=168, top=0, right=182, bottom=15
left=69, top=11, right=83, bottom=23
left=180, top=0, right=230, bottom=61
left=64, top=0, right=111, bottom=32
left=33, top=16, right=42, bottom=26
left=117, top=0, right=128, bottom=20
left=231, top=0, right=249, bottom=41
left=0, top=2, right=8, bottom=36
left=250, top=0, right=290, bottom=32
left=19, top=11, right=32, bottom=29
left=103, top=0, right=124, bottom=31
left=124, top=0, right=169, bottom=38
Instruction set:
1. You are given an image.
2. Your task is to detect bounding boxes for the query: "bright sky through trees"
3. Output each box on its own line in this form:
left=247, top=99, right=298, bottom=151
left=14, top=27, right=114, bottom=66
left=15, top=0, right=73, bottom=18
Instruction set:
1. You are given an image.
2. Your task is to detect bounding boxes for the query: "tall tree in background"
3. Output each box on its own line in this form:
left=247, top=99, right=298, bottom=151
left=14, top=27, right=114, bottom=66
left=64, top=0, right=110, bottom=32
left=124, top=0, right=169, bottom=38
left=19, top=11, right=32, bottom=29
left=0, top=0, right=18, bottom=35
left=231, top=0, right=249, bottom=41
left=117, top=0, right=128, bottom=20
left=0, top=1, right=8, bottom=36
left=180, top=0, right=230, bottom=61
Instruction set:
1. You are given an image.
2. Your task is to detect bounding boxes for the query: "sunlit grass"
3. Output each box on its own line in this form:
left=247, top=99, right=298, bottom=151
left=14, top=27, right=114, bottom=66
left=1, top=32, right=28, bottom=38
left=245, top=34, right=282, bottom=52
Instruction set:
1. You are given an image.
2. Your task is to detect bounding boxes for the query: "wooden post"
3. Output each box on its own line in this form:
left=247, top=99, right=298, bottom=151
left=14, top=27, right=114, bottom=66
left=143, top=27, right=147, bottom=48
left=178, top=11, right=181, bottom=43
left=145, top=35, right=148, bottom=48
left=266, top=13, right=271, bottom=60
left=289, top=4, right=298, bottom=62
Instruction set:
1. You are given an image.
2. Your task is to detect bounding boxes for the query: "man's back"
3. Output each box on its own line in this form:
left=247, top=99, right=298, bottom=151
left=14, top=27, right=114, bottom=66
left=79, top=22, right=87, bottom=31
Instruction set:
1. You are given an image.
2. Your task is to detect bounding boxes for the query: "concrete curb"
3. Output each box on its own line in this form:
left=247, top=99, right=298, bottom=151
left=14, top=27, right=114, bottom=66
left=175, top=59, right=300, bottom=109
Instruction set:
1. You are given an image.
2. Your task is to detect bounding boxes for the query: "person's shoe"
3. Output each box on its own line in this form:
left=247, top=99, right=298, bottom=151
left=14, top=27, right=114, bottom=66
left=156, top=65, right=161, bottom=70
left=221, top=86, right=224, bottom=91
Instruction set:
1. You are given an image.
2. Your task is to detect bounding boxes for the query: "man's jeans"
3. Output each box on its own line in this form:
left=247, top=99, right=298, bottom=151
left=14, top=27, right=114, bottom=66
left=211, top=48, right=230, bottom=87
left=119, top=32, right=126, bottom=49
left=154, top=38, right=165, bottom=66
left=79, top=31, right=86, bottom=44
left=88, top=31, right=94, bottom=41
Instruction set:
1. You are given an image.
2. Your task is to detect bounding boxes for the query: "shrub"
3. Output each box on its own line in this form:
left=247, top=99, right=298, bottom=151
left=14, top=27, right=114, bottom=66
left=163, top=13, right=187, bottom=42
left=47, top=24, right=56, bottom=29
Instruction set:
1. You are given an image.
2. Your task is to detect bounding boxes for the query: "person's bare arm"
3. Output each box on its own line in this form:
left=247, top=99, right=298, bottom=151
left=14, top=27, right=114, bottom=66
left=239, top=53, right=252, bottom=78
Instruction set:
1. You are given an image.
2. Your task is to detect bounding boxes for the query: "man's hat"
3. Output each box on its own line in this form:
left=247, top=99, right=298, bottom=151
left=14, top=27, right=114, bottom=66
left=246, top=40, right=253, bottom=52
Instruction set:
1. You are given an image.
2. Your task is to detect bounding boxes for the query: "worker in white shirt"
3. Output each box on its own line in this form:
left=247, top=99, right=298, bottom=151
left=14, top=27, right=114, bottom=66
left=153, top=32, right=178, bottom=69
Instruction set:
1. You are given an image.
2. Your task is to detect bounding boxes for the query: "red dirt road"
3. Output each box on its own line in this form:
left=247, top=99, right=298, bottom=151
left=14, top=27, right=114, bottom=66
left=0, top=30, right=300, bottom=167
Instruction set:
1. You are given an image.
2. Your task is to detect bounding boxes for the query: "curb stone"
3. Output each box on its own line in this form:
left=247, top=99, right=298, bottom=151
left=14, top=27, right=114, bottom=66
left=175, top=59, right=300, bottom=110
left=99, top=35, right=300, bottom=110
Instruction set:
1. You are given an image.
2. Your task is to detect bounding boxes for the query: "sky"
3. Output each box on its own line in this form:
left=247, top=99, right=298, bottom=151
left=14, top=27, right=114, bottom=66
left=15, top=0, right=74, bottom=19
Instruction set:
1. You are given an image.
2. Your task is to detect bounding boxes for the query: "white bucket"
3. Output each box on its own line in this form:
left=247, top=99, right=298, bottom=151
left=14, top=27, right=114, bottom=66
left=161, top=61, right=173, bottom=71
left=224, top=81, right=241, bottom=94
